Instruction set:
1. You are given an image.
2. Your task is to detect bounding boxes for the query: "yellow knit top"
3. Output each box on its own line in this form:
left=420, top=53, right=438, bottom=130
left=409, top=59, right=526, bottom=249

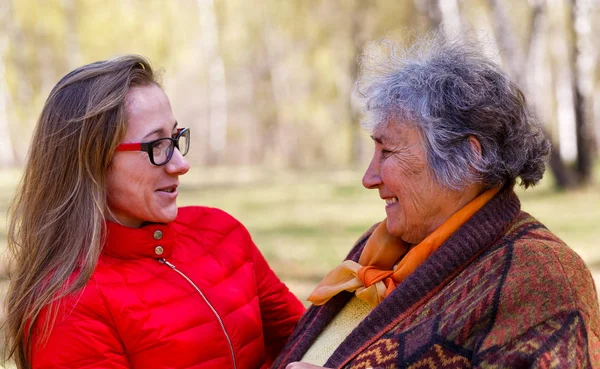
left=301, top=296, right=374, bottom=366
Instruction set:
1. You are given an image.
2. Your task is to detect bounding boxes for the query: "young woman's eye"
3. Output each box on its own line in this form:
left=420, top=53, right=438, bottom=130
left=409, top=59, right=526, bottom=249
left=153, top=139, right=170, bottom=154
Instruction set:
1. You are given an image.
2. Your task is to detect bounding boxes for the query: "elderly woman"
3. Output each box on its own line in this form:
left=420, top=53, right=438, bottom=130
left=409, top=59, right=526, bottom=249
left=4, top=55, right=304, bottom=369
left=274, top=35, right=600, bottom=368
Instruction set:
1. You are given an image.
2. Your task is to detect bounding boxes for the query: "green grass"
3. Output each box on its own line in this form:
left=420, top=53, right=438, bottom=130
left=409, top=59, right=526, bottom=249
left=1, top=165, right=600, bottom=302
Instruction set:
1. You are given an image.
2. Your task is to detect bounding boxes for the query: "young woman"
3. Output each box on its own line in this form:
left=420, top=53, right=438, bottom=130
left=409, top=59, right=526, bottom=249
left=4, top=55, right=304, bottom=369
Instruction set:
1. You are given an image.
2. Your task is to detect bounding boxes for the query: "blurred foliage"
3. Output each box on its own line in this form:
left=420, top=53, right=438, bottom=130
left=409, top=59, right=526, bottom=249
left=0, top=0, right=598, bottom=175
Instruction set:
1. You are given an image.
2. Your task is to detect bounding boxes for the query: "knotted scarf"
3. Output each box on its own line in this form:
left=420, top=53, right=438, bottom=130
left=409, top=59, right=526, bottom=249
left=307, top=187, right=499, bottom=307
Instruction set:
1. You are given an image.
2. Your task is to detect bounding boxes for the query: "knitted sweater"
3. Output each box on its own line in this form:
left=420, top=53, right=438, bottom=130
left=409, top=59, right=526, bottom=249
left=273, top=188, right=600, bottom=368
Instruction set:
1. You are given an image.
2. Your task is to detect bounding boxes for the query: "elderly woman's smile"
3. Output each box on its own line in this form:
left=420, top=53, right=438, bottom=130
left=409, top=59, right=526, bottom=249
left=384, top=197, right=398, bottom=206
left=363, top=121, right=483, bottom=244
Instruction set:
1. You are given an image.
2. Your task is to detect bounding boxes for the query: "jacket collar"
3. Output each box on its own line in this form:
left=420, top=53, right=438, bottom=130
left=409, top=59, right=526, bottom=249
left=102, top=220, right=175, bottom=259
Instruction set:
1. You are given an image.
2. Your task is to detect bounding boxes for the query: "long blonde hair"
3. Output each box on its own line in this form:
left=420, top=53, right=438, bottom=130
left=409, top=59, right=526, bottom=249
left=4, top=55, right=157, bottom=368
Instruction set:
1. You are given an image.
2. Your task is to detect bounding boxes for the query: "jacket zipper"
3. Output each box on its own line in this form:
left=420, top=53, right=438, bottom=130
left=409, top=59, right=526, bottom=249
left=158, top=258, right=237, bottom=369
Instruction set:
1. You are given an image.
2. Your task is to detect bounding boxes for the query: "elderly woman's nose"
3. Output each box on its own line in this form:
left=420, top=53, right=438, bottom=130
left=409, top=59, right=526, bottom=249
left=362, top=160, right=381, bottom=189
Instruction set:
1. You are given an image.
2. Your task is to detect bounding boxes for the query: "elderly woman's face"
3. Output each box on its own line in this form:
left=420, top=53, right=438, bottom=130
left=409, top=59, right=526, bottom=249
left=106, top=84, right=190, bottom=227
left=363, top=122, right=470, bottom=244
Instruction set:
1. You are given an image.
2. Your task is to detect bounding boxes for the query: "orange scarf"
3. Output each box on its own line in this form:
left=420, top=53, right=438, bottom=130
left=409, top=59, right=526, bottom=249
left=307, top=188, right=499, bottom=307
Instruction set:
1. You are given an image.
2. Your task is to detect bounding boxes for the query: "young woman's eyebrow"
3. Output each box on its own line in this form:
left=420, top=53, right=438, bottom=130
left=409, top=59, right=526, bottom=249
left=142, top=121, right=178, bottom=140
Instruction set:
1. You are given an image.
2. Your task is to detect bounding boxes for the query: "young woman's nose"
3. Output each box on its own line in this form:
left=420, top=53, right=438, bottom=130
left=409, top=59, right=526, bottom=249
left=166, top=148, right=190, bottom=175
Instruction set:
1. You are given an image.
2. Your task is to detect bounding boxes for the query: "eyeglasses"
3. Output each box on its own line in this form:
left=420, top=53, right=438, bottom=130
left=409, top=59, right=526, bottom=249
left=116, top=128, right=190, bottom=166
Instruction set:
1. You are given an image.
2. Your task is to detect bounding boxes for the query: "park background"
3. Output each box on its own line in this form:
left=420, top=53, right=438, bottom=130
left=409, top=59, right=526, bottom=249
left=0, top=0, right=600, bottom=356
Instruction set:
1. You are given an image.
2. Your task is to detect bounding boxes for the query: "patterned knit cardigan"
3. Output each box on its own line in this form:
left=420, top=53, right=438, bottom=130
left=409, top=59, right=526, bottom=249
left=273, top=188, right=600, bottom=368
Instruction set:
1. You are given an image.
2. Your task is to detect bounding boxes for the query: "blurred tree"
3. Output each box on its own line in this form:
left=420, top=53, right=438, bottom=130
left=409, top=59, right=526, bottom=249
left=347, top=0, right=370, bottom=166
left=197, top=0, right=227, bottom=165
left=0, top=1, right=17, bottom=167
left=486, top=0, right=596, bottom=189
left=0, top=0, right=597, bottom=183
left=4, top=0, right=35, bottom=152
left=570, top=0, right=596, bottom=184
left=62, top=0, right=82, bottom=70
left=414, top=0, right=443, bottom=29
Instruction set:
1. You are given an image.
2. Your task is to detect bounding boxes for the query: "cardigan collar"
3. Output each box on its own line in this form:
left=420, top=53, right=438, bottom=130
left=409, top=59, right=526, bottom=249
left=102, top=219, right=175, bottom=259
left=326, top=186, right=521, bottom=368
left=273, top=185, right=521, bottom=368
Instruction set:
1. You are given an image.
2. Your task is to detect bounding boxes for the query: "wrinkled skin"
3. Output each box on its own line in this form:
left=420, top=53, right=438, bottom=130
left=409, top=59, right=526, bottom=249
left=362, top=121, right=483, bottom=244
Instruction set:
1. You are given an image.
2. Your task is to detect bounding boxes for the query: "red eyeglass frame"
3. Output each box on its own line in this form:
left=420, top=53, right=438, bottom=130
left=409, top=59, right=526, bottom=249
left=115, top=127, right=190, bottom=166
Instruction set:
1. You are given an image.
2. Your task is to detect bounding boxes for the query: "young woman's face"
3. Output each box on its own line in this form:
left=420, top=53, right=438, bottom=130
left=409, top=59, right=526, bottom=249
left=106, top=84, right=190, bottom=227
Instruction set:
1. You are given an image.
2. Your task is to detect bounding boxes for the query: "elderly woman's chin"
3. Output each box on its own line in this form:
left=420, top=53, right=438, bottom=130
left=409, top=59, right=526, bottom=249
left=385, top=219, right=424, bottom=244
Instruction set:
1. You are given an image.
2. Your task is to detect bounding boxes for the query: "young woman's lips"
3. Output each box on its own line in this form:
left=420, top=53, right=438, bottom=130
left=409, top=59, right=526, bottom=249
left=156, top=186, right=178, bottom=198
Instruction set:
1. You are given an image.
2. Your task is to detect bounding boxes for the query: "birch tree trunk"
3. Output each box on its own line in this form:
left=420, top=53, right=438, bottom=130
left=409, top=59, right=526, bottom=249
left=197, top=0, right=227, bottom=164
left=438, top=0, right=462, bottom=39
left=488, top=0, right=582, bottom=188
left=0, top=57, right=16, bottom=167
left=348, top=0, right=368, bottom=166
left=570, top=0, right=596, bottom=183
left=251, top=38, right=280, bottom=166
left=63, top=0, right=82, bottom=70
left=0, top=0, right=16, bottom=167
left=413, top=0, right=443, bottom=30
left=488, top=0, right=527, bottom=86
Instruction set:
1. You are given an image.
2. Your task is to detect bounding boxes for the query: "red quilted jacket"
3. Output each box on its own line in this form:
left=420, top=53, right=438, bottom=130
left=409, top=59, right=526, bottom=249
left=32, top=206, right=305, bottom=369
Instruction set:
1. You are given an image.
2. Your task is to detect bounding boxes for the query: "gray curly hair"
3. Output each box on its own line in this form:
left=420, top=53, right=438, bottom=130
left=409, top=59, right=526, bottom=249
left=355, top=33, right=551, bottom=190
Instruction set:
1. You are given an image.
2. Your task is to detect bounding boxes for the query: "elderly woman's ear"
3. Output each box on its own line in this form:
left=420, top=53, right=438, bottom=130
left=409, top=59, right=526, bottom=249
left=468, top=136, right=482, bottom=158
left=467, top=136, right=484, bottom=178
